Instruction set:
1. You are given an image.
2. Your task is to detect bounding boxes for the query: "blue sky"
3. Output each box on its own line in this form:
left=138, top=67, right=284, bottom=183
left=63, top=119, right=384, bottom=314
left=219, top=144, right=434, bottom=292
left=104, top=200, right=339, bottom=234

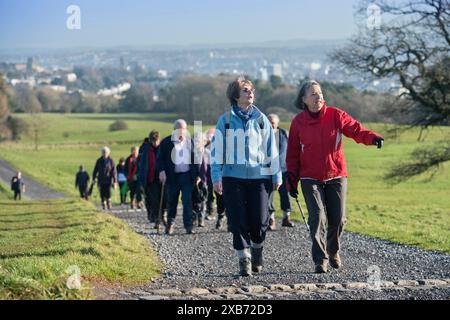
left=0, top=0, right=360, bottom=49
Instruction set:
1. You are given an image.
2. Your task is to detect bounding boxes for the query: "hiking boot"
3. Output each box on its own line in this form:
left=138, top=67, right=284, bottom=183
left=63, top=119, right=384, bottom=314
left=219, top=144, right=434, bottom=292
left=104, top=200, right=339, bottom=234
left=198, top=217, right=205, bottom=227
left=329, top=254, right=342, bottom=269
left=239, top=257, right=252, bottom=277
left=282, top=217, right=295, bottom=227
left=130, top=200, right=135, bottom=210
left=216, top=216, right=224, bottom=229
left=186, top=228, right=195, bottom=235
left=268, top=217, right=276, bottom=231
left=251, top=247, right=263, bottom=273
left=107, top=200, right=112, bottom=210
left=102, top=201, right=107, bottom=210
left=314, top=263, right=328, bottom=274
left=165, top=224, right=174, bottom=235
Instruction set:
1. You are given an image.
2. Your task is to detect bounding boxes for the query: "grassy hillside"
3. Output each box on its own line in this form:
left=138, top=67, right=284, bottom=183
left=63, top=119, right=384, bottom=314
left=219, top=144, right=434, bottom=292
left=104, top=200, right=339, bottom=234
left=0, top=113, right=449, bottom=254
left=0, top=199, right=162, bottom=299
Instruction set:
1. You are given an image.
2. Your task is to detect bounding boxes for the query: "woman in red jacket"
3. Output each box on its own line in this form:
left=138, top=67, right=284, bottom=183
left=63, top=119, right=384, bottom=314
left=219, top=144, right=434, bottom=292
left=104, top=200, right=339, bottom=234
left=286, top=80, right=384, bottom=274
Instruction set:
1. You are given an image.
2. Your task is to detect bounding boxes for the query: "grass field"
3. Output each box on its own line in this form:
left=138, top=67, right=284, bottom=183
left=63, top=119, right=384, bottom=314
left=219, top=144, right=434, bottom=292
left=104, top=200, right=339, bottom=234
left=0, top=112, right=449, bottom=257
left=0, top=198, right=162, bottom=299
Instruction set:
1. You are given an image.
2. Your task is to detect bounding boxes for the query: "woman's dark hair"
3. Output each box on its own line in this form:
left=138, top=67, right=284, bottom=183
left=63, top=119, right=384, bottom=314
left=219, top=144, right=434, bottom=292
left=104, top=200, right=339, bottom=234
left=294, top=80, right=321, bottom=110
left=149, top=130, right=160, bottom=143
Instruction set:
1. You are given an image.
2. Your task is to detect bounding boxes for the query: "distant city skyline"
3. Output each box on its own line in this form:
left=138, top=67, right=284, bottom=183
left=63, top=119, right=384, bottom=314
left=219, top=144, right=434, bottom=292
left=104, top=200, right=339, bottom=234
left=0, top=0, right=361, bottom=49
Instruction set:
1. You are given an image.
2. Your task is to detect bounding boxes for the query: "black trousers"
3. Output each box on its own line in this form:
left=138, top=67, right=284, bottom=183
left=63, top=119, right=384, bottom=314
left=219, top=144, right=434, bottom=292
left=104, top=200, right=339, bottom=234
left=144, top=181, right=163, bottom=223
left=99, top=183, right=112, bottom=203
left=268, top=171, right=292, bottom=214
left=128, top=180, right=142, bottom=203
left=301, top=177, right=347, bottom=265
left=78, top=184, right=88, bottom=200
left=13, top=189, right=21, bottom=200
left=222, top=177, right=271, bottom=251
left=118, top=182, right=127, bottom=204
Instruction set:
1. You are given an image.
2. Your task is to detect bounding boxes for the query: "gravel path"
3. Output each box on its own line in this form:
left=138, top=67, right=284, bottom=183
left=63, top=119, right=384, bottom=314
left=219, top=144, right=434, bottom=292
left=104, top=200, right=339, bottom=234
left=109, top=206, right=450, bottom=300
left=0, top=158, right=65, bottom=200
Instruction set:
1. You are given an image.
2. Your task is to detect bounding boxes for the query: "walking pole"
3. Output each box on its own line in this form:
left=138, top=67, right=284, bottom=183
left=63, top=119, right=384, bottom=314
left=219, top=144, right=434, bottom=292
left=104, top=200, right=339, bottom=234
left=157, top=182, right=165, bottom=235
left=294, top=196, right=310, bottom=233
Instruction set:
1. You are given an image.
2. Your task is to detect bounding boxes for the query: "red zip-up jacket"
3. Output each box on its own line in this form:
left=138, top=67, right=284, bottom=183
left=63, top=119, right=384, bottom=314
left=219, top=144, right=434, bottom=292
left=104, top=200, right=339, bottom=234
left=286, top=104, right=379, bottom=186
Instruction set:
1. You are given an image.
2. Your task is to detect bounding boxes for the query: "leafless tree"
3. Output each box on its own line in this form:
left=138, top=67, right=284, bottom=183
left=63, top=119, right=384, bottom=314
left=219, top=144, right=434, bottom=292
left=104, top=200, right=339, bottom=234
left=331, top=0, right=450, bottom=182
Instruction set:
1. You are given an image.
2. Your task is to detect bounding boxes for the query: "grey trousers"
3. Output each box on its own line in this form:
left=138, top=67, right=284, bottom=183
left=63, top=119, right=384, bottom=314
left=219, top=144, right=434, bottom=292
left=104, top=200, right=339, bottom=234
left=300, top=177, right=347, bottom=265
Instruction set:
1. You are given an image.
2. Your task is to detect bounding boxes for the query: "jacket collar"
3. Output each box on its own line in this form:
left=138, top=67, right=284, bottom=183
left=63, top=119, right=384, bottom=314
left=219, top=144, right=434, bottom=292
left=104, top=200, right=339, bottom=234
left=303, top=102, right=327, bottom=123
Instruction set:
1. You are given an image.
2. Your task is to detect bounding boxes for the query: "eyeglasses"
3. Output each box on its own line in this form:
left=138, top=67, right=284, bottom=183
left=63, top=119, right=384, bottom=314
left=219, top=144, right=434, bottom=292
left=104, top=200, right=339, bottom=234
left=241, top=88, right=255, bottom=94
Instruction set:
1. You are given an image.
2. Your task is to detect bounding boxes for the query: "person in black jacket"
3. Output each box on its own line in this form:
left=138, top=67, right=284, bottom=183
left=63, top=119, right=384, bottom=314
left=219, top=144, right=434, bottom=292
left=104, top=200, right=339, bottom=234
left=158, top=119, right=200, bottom=235
left=92, top=146, right=117, bottom=210
left=75, top=165, right=90, bottom=200
left=139, top=131, right=165, bottom=229
left=11, top=171, right=25, bottom=201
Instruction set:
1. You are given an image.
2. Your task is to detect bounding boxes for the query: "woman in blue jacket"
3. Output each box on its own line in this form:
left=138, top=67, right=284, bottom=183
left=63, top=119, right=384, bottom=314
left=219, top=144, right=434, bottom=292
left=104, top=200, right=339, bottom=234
left=211, top=77, right=282, bottom=277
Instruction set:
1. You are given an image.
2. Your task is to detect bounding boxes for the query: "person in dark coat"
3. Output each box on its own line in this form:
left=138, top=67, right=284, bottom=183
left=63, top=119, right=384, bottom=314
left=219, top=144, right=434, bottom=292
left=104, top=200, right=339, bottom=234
left=138, top=131, right=165, bottom=229
left=75, top=165, right=90, bottom=200
left=158, top=119, right=200, bottom=235
left=92, top=146, right=117, bottom=210
left=11, top=171, right=25, bottom=201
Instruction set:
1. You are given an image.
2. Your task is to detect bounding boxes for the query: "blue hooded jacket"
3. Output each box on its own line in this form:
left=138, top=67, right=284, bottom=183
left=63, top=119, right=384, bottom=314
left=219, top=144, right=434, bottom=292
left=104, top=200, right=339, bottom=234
left=211, top=105, right=282, bottom=185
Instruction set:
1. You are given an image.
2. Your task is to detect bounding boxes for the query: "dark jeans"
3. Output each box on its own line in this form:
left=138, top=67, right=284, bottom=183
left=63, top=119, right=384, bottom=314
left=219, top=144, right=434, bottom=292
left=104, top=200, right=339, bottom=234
left=144, top=181, right=163, bottom=223
left=268, top=172, right=292, bottom=214
left=13, top=189, right=21, bottom=200
left=99, top=183, right=112, bottom=203
left=78, top=184, right=88, bottom=200
left=166, top=172, right=194, bottom=230
left=300, top=177, right=347, bottom=265
left=222, top=177, right=272, bottom=251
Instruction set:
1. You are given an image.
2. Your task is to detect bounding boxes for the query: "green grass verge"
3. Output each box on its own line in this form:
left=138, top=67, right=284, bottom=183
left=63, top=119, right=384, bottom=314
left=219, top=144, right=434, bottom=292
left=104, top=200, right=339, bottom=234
left=0, top=182, right=12, bottom=200
left=0, top=199, right=162, bottom=299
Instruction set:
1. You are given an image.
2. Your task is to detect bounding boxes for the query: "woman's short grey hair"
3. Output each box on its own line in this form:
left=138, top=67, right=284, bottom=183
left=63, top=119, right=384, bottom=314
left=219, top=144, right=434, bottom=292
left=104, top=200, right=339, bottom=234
left=131, top=146, right=138, bottom=153
left=295, top=80, right=321, bottom=110
left=101, top=146, right=110, bottom=154
left=173, top=119, right=187, bottom=130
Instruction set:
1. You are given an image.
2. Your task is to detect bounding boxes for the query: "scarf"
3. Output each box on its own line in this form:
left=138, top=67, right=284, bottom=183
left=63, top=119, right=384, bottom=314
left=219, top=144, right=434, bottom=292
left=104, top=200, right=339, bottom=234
left=233, top=104, right=254, bottom=122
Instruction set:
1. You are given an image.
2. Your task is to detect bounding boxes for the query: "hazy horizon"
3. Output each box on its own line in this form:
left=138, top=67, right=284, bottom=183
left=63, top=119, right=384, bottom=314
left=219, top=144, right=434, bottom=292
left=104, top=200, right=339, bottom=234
left=0, top=0, right=360, bottom=50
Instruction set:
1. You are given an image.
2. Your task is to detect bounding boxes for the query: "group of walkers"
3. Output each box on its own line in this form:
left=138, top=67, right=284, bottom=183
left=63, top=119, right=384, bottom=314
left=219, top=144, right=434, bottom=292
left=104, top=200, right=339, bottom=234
left=74, top=77, right=384, bottom=276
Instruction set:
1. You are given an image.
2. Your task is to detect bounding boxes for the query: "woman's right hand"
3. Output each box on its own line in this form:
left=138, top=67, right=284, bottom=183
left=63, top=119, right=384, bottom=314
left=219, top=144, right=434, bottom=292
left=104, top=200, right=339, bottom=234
left=213, top=181, right=223, bottom=195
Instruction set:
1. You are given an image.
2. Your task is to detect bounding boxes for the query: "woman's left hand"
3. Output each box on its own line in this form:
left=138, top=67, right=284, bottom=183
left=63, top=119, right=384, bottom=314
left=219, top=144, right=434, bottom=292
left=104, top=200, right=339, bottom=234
left=273, top=183, right=282, bottom=191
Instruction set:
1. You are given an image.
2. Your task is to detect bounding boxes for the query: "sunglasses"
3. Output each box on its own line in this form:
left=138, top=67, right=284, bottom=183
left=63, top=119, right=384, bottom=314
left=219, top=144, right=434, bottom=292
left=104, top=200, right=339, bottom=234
left=241, top=87, right=255, bottom=93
